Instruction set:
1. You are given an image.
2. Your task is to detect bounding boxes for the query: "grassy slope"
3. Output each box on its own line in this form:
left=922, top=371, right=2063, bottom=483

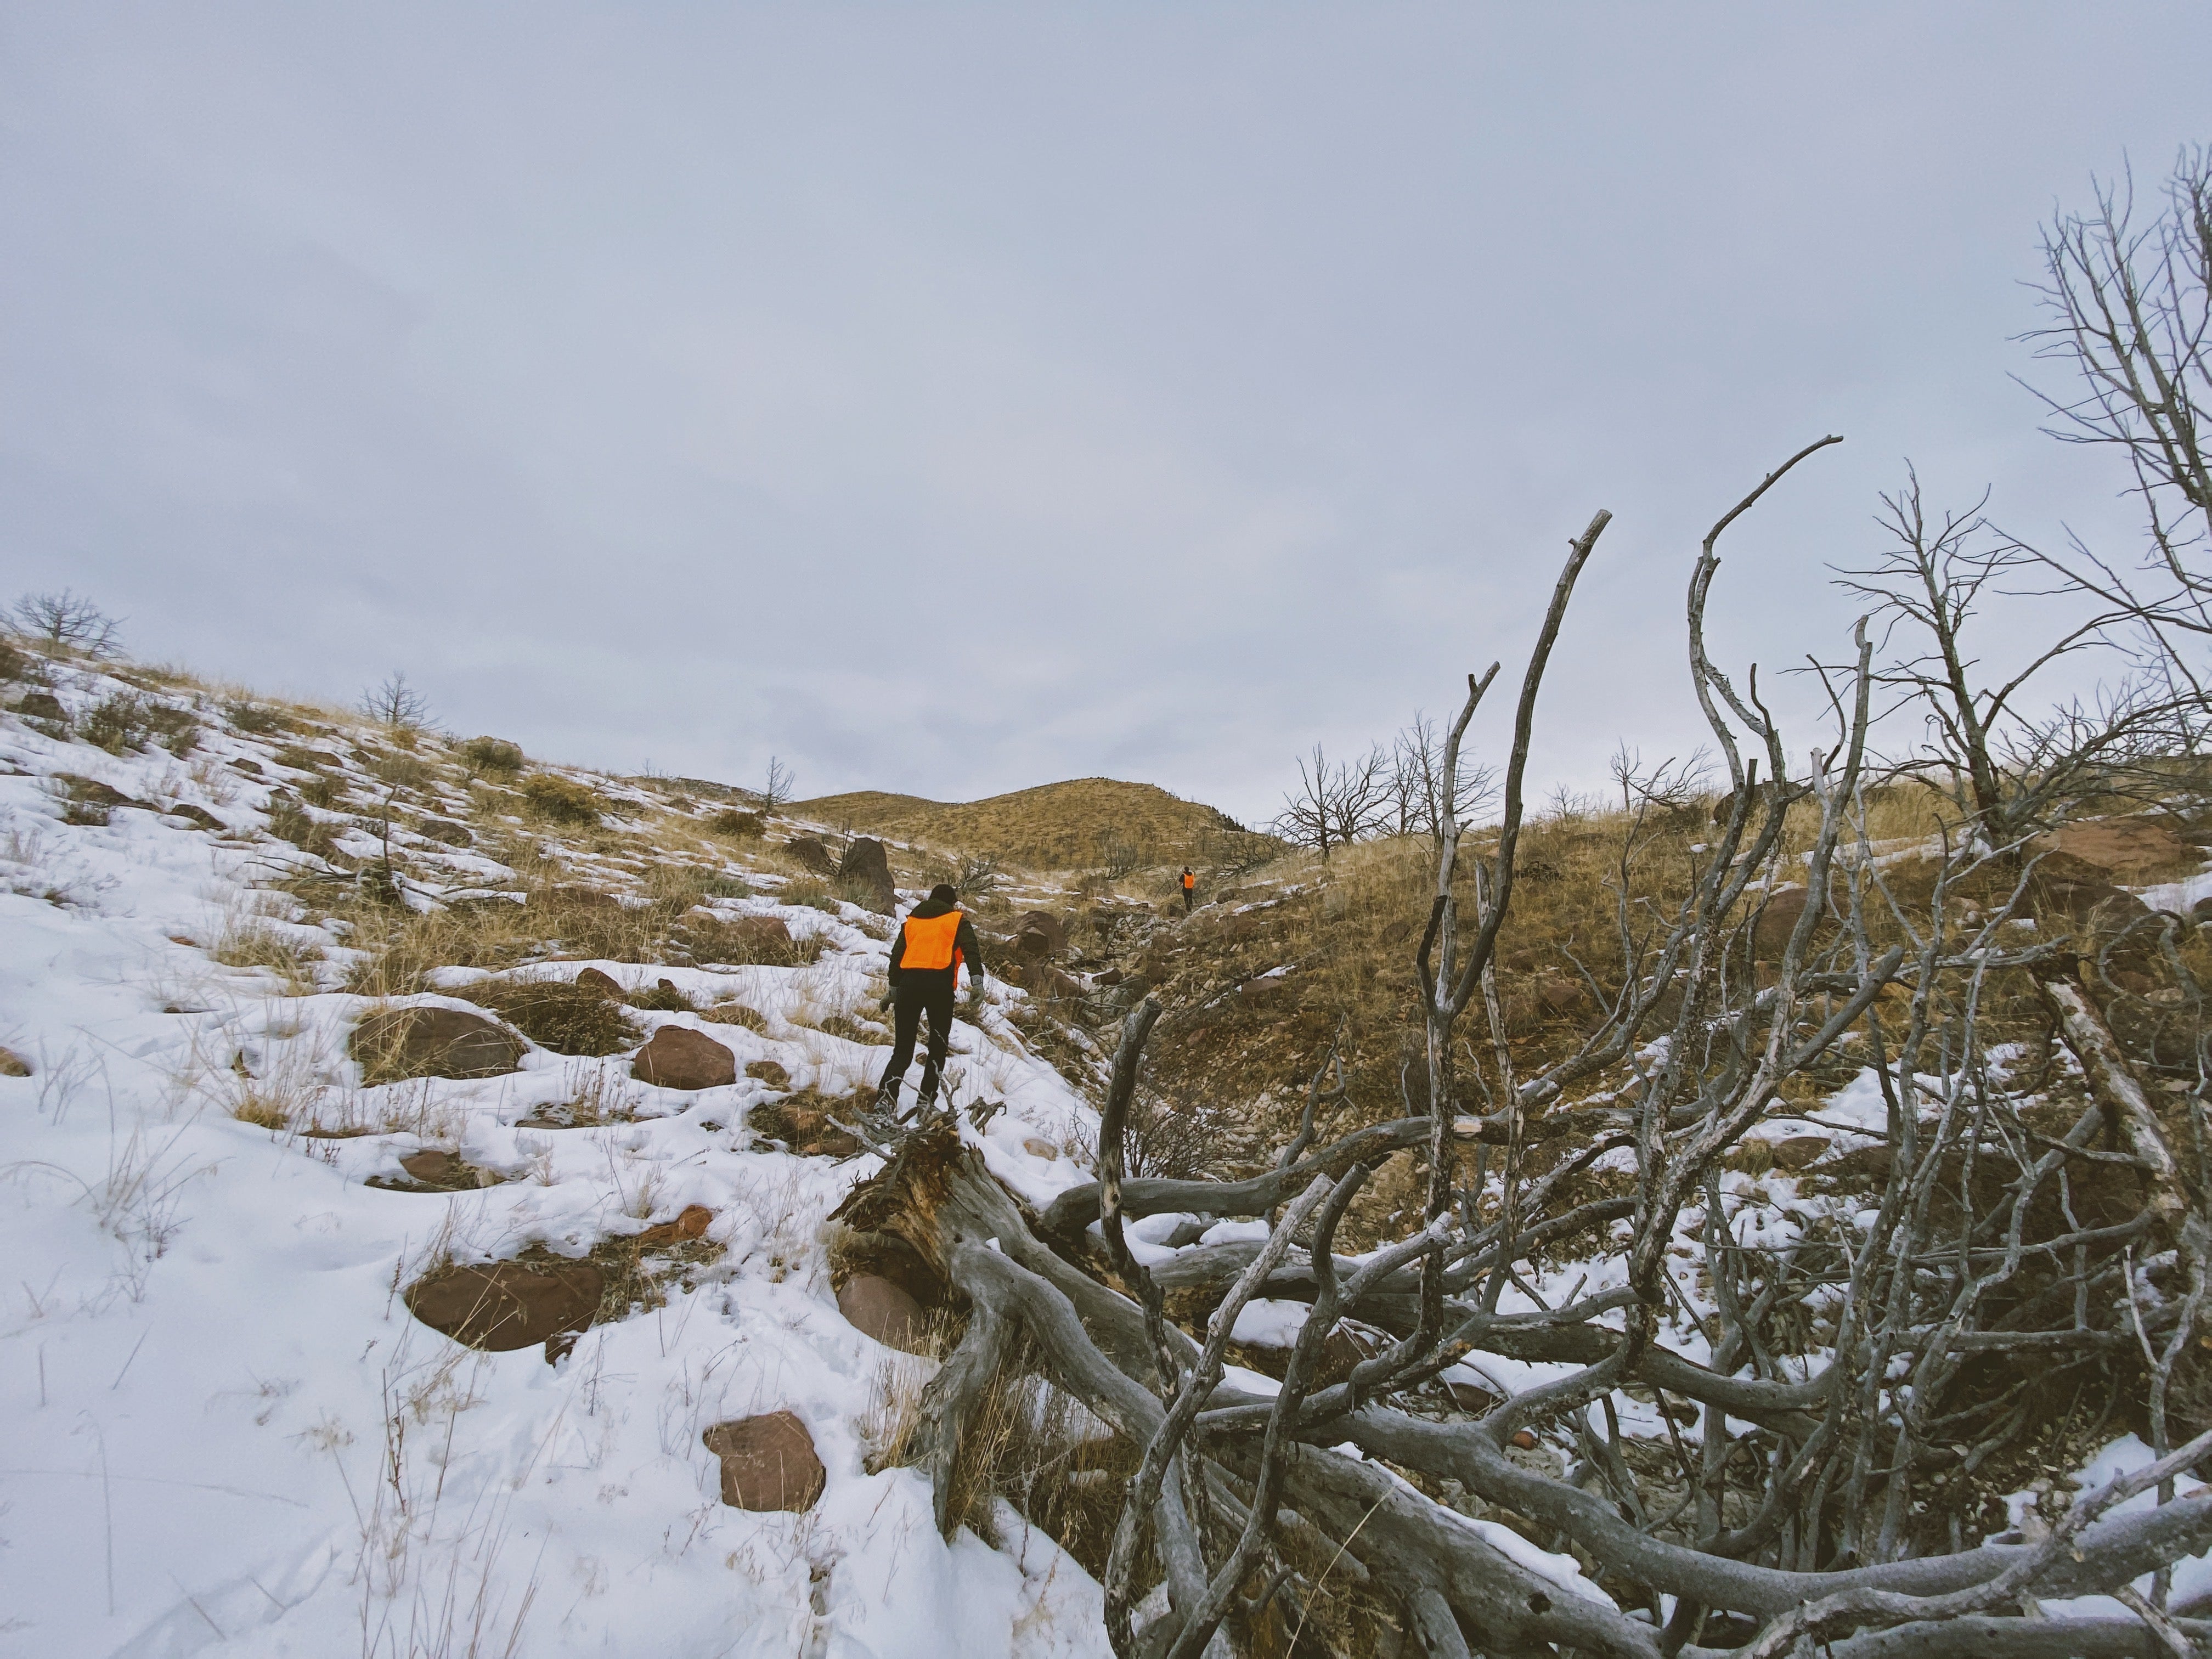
left=791, top=776, right=1256, bottom=870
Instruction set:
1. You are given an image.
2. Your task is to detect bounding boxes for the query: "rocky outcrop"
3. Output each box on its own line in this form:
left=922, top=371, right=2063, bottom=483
left=701, top=1412, right=825, bottom=1511
left=1011, top=910, right=1068, bottom=961
left=352, top=1006, right=524, bottom=1082
left=745, top=1059, right=792, bottom=1089
left=631, top=1026, right=736, bottom=1090
left=404, top=1260, right=603, bottom=1351
left=837, top=837, right=896, bottom=912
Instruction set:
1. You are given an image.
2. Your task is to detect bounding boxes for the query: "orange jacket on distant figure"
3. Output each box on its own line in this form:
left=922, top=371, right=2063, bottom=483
left=1181, top=871, right=1195, bottom=891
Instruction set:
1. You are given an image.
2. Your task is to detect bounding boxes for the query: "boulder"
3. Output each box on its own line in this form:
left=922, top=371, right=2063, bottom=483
left=0, top=1045, right=30, bottom=1077
left=1022, top=1137, right=1059, bottom=1161
left=352, top=1006, right=523, bottom=1082
left=1753, top=886, right=1813, bottom=957
left=2029, top=854, right=2155, bottom=939
left=728, top=915, right=794, bottom=952
left=837, top=837, right=897, bottom=912
left=575, top=966, right=624, bottom=997
left=398, top=1148, right=476, bottom=1187
left=746, top=1059, right=792, bottom=1090
left=631, top=1026, right=736, bottom=1090
left=782, top=836, right=837, bottom=875
left=15, top=691, right=65, bottom=721
left=701, top=1410, right=825, bottom=1512
left=2032, top=816, right=2193, bottom=881
left=836, top=1274, right=930, bottom=1353
left=1771, top=1135, right=1831, bottom=1172
left=1012, top=910, right=1068, bottom=960
left=636, top=1204, right=715, bottom=1248
left=404, top=1260, right=603, bottom=1351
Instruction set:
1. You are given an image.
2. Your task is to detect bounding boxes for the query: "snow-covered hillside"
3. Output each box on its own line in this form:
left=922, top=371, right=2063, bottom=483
left=0, top=658, right=1113, bottom=1657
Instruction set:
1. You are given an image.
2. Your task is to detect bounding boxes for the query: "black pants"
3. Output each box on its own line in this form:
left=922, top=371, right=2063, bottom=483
left=1182, top=886, right=1194, bottom=913
left=879, top=978, right=955, bottom=1109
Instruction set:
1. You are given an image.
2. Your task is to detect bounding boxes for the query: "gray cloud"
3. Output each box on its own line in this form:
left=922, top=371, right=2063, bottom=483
left=4, top=4, right=2207, bottom=824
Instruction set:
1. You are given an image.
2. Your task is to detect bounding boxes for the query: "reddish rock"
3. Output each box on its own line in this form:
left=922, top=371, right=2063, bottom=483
left=636, top=1204, right=715, bottom=1247
left=746, top=1059, right=792, bottom=1089
left=404, top=1260, right=603, bottom=1351
left=836, top=1273, right=930, bottom=1353
left=352, top=1006, right=523, bottom=1081
left=701, top=1410, right=825, bottom=1511
left=575, top=967, right=624, bottom=997
left=0, top=1045, right=30, bottom=1078
left=2033, top=816, right=2192, bottom=881
left=631, top=1026, right=736, bottom=1090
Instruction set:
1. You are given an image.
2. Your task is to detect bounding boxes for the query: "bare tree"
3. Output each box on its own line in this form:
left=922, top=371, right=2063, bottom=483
left=831, top=441, right=2212, bottom=1659
left=1272, top=743, right=1391, bottom=860
left=1831, top=469, right=2176, bottom=847
left=2022, top=148, right=2212, bottom=697
left=359, top=670, right=432, bottom=733
left=760, top=755, right=797, bottom=814
left=11, top=589, right=123, bottom=656
left=1390, top=710, right=1501, bottom=842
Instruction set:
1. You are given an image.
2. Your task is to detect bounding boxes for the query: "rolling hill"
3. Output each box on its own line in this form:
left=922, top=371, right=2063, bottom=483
left=789, top=776, right=1263, bottom=870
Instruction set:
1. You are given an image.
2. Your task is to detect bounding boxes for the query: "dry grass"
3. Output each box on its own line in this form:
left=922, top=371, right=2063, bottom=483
left=455, top=976, right=641, bottom=1055
left=210, top=908, right=323, bottom=995
left=700, top=1000, right=769, bottom=1032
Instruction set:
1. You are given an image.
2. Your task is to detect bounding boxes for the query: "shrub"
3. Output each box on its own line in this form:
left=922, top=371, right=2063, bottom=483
left=222, top=698, right=290, bottom=734
left=708, top=809, right=765, bottom=839
left=625, top=980, right=696, bottom=1013
left=0, top=637, right=26, bottom=684
left=80, top=692, right=199, bottom=756
left=779, top=876, right=842, bottom=914
left=460, top=735, right=526, bottom=775
left=522, top=772, right=602, bottom=826
left=456, top=978, right=641, bottom=1056
left=297, top=774, right=343, bottom=809
left=272, top=744, right=331, bottom=771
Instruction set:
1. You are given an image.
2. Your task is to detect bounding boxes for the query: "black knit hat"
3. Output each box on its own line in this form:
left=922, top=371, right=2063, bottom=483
left=928, top=883, right=957, bottom=904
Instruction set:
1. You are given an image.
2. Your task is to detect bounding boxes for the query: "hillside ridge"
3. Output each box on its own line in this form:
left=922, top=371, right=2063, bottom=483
left=792, top=775, right=1258, bottom=871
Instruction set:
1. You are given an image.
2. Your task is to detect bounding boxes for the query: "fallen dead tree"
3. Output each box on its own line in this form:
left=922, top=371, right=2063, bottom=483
left=837, top=443, right=2212, bottom=1657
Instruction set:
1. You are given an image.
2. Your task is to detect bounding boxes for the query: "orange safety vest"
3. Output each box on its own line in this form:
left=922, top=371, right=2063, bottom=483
left=900, top=909, right=965, bottom=973
left=1182, top=872, right=1195, bottom=890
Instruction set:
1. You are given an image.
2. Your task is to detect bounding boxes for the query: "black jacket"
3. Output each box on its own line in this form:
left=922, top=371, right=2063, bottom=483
left=887, top=900, right=985, bottom=989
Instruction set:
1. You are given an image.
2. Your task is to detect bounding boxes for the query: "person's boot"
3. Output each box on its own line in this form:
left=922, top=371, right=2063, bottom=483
left=862, top=1080, right=901, bottom=1137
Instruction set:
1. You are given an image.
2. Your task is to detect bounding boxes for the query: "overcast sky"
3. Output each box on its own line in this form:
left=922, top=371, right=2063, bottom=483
left=4, top=6, right=2208, bottom=826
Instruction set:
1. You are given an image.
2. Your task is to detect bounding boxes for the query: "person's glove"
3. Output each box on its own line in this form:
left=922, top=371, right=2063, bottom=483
left=878, top=989, right=895, bottom=1012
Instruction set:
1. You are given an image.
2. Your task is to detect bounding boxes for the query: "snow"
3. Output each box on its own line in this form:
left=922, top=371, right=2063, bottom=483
left=0, top=665, right=1111, bottom=1657
left=1228, top=1299, right=1310, bottom=1348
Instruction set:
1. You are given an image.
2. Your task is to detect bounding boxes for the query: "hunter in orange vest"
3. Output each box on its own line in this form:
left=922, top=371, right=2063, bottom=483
left=1180, top=867, right=1197, bottom=914
left=876, top=884, right=987, bottom=1119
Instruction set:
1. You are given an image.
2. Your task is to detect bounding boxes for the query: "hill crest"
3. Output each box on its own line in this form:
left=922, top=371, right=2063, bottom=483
left=790, top=776, right=1256, bottom=871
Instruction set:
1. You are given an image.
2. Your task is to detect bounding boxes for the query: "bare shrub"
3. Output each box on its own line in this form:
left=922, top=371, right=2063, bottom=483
left=458, top=735, right=524, bottom=775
